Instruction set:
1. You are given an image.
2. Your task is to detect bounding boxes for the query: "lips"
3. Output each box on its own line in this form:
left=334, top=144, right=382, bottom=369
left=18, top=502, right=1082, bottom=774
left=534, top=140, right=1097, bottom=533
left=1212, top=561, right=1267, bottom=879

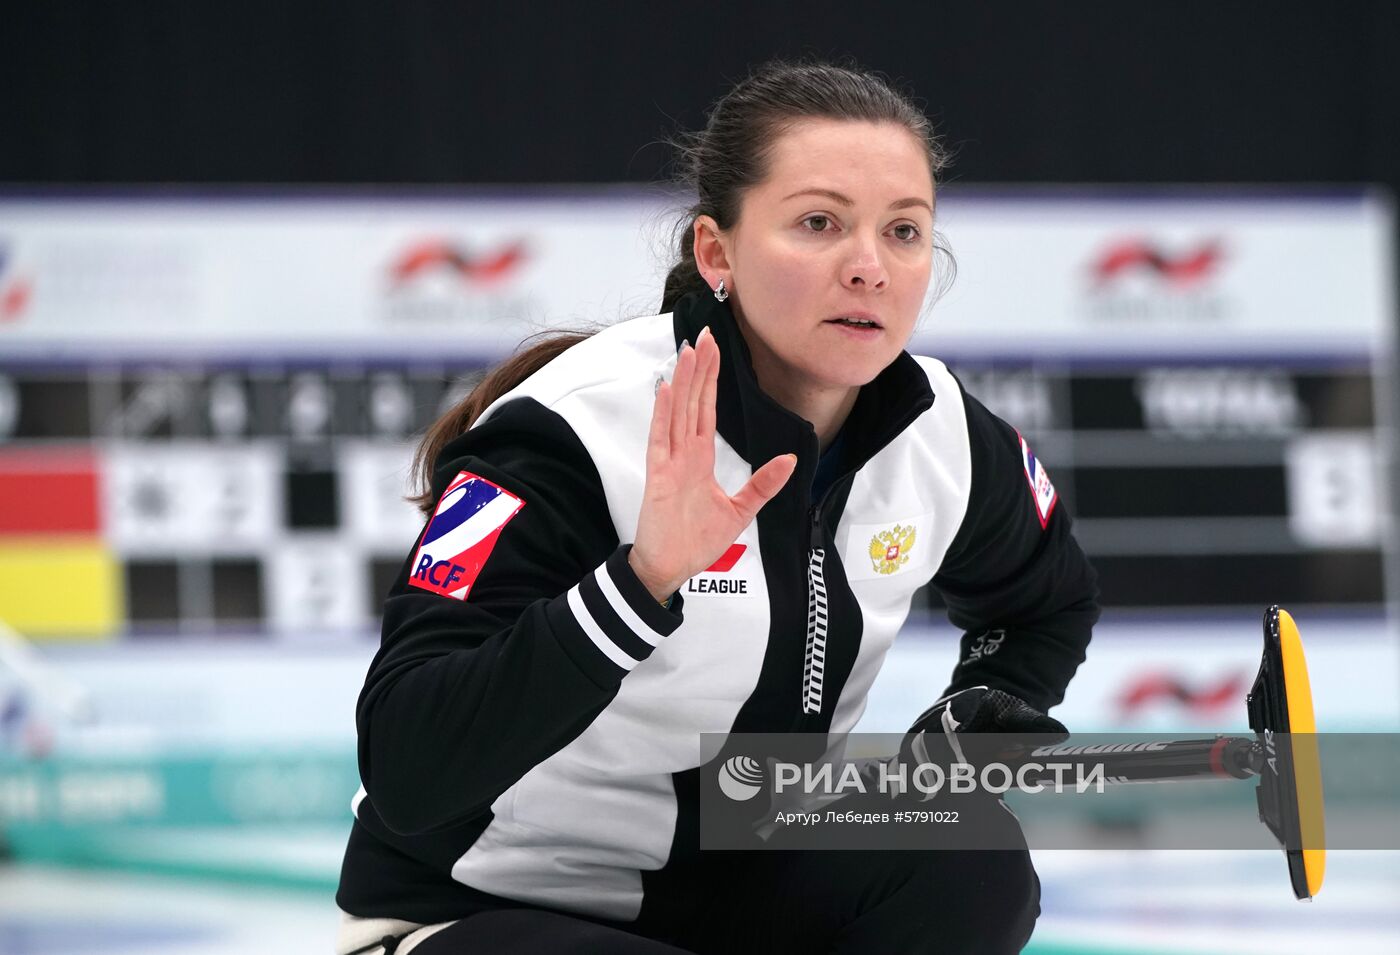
left=825, top=312, right=883, bottom=329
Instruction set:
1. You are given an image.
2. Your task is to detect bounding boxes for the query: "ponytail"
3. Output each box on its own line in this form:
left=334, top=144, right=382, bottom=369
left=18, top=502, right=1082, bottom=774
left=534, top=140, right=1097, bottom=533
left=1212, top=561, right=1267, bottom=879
left=408, top=331, right=592, bottom=516
left=659, top=219, right=708, bottom=313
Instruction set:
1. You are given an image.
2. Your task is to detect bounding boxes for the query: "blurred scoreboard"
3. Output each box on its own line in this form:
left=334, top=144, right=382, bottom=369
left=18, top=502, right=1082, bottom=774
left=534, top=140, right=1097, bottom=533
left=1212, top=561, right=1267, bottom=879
left=0, top=189, right=1392, bottom=639
left=0, top=352, right=1386, bottom=636
left=0, top=360, right=476, bottom=637
left=957, top=358, right=1385, bottom=608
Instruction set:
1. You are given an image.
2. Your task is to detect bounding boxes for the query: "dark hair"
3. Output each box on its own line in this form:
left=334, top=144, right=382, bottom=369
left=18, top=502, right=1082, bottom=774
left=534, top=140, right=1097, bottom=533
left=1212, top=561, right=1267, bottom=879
left=410, top=58, right=950, bottom=515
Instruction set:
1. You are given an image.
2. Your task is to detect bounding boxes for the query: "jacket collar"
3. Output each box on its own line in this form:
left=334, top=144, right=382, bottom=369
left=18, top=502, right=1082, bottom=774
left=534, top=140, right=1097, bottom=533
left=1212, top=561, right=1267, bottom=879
left=670, top=290, right=935, bottom=490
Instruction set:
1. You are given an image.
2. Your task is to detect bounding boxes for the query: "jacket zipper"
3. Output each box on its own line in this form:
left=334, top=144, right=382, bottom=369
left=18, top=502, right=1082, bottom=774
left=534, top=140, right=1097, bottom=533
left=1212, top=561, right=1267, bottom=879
left=802, top=502, right=828, bottom=716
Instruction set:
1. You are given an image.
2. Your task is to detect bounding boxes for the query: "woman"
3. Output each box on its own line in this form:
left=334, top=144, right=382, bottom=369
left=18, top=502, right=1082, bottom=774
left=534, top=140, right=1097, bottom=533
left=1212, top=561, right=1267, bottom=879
left=336, top=60, right=1098, bottom=954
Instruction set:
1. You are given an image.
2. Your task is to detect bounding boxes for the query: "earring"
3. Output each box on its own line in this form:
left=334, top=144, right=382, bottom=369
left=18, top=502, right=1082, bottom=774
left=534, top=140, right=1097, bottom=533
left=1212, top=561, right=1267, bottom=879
left=713, top=277, right=729, bottom=302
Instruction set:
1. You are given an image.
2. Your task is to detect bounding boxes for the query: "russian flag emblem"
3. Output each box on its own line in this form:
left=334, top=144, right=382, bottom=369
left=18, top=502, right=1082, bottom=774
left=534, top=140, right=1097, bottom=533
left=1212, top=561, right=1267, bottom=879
left=1018, top=433, right=1058, bottom=529
left=408, top=471, right=525, bottom=600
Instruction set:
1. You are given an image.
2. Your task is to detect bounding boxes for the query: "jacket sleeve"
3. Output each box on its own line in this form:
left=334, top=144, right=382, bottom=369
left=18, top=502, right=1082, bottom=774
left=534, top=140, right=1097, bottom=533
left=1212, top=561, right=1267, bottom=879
left=356, top=397, right=683, bottom=836
left=931, top=388, right=1100, bottom=714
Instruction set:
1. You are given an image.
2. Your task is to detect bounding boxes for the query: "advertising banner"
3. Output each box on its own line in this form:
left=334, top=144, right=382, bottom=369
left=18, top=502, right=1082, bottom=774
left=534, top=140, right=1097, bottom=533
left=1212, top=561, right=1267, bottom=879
left=1, top=189, right=1390, bottom=357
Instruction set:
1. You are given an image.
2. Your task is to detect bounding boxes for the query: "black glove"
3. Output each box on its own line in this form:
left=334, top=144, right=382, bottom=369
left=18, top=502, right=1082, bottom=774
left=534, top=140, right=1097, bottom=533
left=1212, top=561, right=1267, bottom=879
left=909, top=686, right=1068, bottom=738
left=842, top=688, right=1069, bottom=808
left=899, top=687, right=1069, bottom=784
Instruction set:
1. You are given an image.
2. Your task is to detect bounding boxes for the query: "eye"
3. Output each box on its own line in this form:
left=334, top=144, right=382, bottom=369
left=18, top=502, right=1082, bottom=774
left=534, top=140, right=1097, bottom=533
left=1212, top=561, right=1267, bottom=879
left=801, top=214, right=834, bottom=233
left=891, top=222, right=922, bottom=243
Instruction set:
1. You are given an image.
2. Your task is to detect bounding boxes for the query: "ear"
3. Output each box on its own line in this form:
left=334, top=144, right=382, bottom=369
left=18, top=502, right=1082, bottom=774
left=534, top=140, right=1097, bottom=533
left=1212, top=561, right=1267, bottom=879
left=692, top=215, right=733, bottom=290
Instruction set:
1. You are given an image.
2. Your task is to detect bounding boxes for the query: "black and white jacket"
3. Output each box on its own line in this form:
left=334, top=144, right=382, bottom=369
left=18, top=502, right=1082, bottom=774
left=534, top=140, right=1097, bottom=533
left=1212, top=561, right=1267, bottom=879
left=336, top=290, right=1099, bottom=930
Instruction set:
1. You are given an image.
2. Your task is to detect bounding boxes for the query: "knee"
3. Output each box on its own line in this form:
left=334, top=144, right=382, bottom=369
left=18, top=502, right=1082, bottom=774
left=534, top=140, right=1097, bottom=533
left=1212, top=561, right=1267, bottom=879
left=906, top=847, right=1041, bottom=952
left=963, top=845, right=1041, bottom=946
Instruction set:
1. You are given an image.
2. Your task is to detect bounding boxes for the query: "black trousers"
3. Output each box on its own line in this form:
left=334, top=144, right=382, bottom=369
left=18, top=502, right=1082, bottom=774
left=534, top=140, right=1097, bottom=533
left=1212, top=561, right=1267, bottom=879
left=411, top=802, right=1039, bottom=954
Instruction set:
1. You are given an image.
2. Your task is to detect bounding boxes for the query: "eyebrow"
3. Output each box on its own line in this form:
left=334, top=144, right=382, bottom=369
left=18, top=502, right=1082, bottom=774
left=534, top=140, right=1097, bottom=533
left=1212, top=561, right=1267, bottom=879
left=782, top=188, right=933, bottom=214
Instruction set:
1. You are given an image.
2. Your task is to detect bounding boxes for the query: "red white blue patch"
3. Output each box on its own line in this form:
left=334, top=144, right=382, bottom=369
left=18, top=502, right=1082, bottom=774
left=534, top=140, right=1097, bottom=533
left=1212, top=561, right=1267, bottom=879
left=408, top=471, right=525, bottom=601
left=1018, top=433, right=1058, bottom=529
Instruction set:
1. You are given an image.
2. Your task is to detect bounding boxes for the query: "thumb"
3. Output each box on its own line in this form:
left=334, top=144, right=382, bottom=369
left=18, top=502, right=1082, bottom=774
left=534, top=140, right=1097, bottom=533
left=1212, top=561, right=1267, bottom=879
left=729, top=453, right=797, bottom=522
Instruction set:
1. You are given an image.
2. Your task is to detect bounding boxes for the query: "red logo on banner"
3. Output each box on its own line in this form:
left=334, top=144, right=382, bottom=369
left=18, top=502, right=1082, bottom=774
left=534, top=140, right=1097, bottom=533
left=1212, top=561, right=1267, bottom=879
left=1117, top=671, right=1245, bottom=719
left=389, top=240, right=527, bottom=287
left=1091, top=239, right=1223, bottom=287
left=0, top=277, right=30, bottom=323
left=0, top=245, right=31, bottom=323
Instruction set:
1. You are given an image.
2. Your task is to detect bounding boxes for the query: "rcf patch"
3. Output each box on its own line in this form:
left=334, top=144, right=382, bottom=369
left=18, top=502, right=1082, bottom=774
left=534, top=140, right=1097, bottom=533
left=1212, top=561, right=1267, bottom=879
left=409, top=471, right=525, bottom=600
left=1018, top=432, right=1058, bottom=528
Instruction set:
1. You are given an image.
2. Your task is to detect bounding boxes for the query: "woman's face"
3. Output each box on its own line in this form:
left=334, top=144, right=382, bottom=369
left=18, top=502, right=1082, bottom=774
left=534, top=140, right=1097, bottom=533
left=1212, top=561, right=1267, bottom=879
left=699, top=118, right=936, bottom=396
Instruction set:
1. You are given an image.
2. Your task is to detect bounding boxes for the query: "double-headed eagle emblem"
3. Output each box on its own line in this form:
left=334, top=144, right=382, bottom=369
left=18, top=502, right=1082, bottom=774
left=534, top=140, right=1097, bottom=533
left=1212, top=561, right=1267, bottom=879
left=868, top=524, right=916, bottom=575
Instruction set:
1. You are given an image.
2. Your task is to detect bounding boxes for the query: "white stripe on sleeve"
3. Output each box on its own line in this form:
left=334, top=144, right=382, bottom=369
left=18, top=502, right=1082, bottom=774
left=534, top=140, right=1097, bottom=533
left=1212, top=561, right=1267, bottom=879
left=566, top=585, right=641, bottom=671
left=594, top=562, right=665, bottom=647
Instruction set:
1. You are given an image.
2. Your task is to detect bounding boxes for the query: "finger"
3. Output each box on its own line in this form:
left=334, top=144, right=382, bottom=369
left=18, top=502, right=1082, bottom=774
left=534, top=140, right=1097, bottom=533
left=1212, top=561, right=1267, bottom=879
left=669, top=344, right=694, bottom=453
left=697, top=327, right=718, bottom=438
left=684, top=336, right=707, bottom=441
left=647, top=379, right=672, bottom=468
left=729, top=453, right=797, bottom=523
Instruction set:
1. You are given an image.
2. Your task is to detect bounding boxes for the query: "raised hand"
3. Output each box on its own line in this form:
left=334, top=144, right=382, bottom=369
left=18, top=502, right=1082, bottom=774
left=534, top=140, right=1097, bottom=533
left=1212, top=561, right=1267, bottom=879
left=627, top=326, right=797, bottom=601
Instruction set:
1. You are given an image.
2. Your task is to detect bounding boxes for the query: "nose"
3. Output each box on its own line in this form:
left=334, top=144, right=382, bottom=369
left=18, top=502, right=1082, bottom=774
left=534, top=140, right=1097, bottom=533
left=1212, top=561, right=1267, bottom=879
left=842, top=237, right=889, bottom=291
